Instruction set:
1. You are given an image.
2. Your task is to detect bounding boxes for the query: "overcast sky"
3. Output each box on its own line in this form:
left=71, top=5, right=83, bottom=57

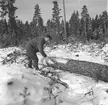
left=15, top=0, right=107, bottom=24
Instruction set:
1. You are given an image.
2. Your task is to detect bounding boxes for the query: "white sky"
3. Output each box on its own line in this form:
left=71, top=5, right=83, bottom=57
left=14, top=0, right=107, bottom=24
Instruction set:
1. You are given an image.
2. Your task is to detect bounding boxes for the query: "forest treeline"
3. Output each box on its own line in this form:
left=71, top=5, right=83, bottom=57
left=0, top=0, right=108, bottom=47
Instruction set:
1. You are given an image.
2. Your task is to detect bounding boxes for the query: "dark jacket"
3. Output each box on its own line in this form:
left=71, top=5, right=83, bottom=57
left=26, top=37, right=47, bottom=57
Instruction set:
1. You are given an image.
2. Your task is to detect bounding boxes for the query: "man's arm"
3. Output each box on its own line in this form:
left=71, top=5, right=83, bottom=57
left=39, top=38, right=47, bottom=57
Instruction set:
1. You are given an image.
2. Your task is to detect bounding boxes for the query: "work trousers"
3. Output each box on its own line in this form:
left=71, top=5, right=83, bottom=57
left=26, top=45, right=39, bottom=70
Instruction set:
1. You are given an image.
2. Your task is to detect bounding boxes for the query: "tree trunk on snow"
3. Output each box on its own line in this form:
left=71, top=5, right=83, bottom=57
left=48, top=58, right=108, bottom=82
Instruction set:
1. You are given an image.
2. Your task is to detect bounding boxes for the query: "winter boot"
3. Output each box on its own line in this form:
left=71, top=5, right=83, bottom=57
left=33, top=60, right=39, bottom=70
left=28, top=59, right=32, bottom=68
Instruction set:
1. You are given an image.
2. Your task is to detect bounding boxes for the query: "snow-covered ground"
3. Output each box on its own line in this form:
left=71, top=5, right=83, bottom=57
left=0, top=43, right=108, bottom=105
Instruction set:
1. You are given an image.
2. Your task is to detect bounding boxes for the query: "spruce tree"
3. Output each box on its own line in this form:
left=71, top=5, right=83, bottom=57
left=101, top=11, right=107, bottom=36
left=0, top=19, right=8, bottom=46
left=81, top=5, right=89, bottom=40
left=94, top=15, right=99, bottom=29
left=0, top=0, right=18, bottom=46
left=52, top=1, right=61, bottom=37
left=33, top=4, right=41, bottom=22
left=46, top=19, right=51, bottom=33
left=87, top=18, right=92, bottom=40
left=69, top=11, right=79, bottom=36
left=38, top=16, right=44, bottom=35
left=24, top=21, right=31, bottom=38
left=32, top=4, right=44, bottom=37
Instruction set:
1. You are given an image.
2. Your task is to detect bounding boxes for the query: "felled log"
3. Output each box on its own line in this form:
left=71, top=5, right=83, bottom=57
left=47, top=58, right=108, bottom=82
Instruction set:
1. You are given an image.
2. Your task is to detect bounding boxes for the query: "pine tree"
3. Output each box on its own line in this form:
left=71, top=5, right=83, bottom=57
left=92, top=18, right=96, bottom=32
left=23, top=21, right=31, bottom=38
left=0, top=19, right=8, bottom=47
left=0, top=20, right=3, bottom=34
left=0, top=19, right=8, bottom=35
left=32, top=4, right=44, bottom=37
left=0, top=0, right=18, bottom=46
left=46, top=19, right=51, bottom=33
left=87, top=18, right=92, bottom=40
left=81, top=5, right=89, bottom=40
left=30, top=21, right=38, bottom=38
left=33, top=4, right=41, bottom=22
left=69, top=11, right=79, bottom=36
left=38, top=16, right=44, bottom=35
left=101, top=11, right=107, bottom=36
left=15, top=19, right=25, bottom=43
left=94, top=15, right=99, bottom=29
left=98, top=26, right=104, bottom=40
left=52, top=1, right=61, bottom=37
left=79, top=18, right=84, bottom=36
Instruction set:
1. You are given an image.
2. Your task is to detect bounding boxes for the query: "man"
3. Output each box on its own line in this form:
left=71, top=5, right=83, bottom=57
left=25, top=34, right=52, bottom=70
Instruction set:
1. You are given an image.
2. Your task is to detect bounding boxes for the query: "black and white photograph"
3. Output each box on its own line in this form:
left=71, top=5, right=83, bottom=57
left=0, top=0, right=108, bottom=105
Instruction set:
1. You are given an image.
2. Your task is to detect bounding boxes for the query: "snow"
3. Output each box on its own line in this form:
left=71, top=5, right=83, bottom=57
left=47, top=43, right=108, bottom=66
left=0, top=43, right=108, bottom=105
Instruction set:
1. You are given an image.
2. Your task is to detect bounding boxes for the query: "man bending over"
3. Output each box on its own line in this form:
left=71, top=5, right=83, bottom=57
left=25, top=34, right=52, bottom=70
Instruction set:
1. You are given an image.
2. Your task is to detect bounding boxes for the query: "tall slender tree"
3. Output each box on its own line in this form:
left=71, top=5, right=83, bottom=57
left=94, top=15, right=99, bottom=29
left=0, top=19, right=8, bottom=35
left=23, top=21, right=31, bottom=39
left=33, top=4, right=41, bottom=22
left=81, top=5, right=89, bottom=40
left=101, top=11, right=107, bottom=36
left=87, top=18, right=92, bottom=40
left=32, top=4, right=44, bottom=37
left=46, top=19, right=51, bottom=33
left=0, top=0, right=18, bottom=46
left=38, top=16, right=44, bottom=35
left=52, top=1, right=62, bottom=37
left=69, top=11, right=79, bottom=36
left=0, top=19, right=8, bottom=46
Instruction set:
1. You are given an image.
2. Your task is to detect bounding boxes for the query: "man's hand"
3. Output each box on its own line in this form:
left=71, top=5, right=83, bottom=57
left=41, top=56, right=56, bottom=65
left=41, top=56, right=50, bottom=64
left=44, top=56, right=50, bottom=63
left=45, top=56, right=56, bottom=65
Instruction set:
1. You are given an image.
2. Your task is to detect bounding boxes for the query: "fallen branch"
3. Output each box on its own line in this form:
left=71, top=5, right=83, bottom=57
left=38, top=63, right=68, bottom=88
left=1, top=49, right=27, bottom=65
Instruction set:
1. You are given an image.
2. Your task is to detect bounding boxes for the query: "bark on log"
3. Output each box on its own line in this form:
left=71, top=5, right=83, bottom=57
left=48, top=59, right=108, bottom=82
